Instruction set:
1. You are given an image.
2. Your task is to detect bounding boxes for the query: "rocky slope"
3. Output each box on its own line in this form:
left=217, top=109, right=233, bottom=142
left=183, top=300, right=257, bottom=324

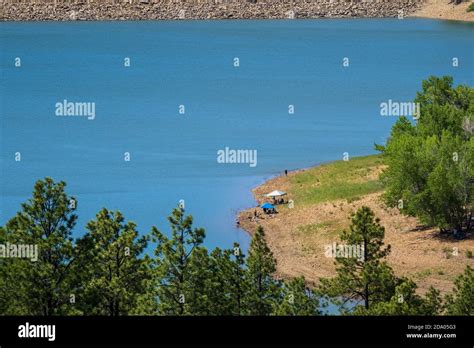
left=1, top=0, right=424, bottom=21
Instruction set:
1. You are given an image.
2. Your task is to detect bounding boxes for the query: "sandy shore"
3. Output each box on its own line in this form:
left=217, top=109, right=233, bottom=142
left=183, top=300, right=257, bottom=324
left=238, top=158, right=474, bottom=295
left=411, top=0, right=474, bottom=22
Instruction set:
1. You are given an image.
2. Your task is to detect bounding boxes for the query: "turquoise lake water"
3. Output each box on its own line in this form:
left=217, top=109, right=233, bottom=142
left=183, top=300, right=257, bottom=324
left=1, top=19, right=473, bottom=254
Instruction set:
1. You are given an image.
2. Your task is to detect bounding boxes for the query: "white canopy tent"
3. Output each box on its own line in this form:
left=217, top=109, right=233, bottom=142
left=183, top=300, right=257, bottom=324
left=265, top=190, right=287, bottom=197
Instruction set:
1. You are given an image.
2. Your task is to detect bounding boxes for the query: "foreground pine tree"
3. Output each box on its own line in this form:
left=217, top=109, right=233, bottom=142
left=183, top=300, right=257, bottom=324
left=274, top=276, right=320, bottom=316
left=205, top=243, right=248, bottom=315
left=151, top=206, right=206, bottom=315
left=244, top=226, right=280, bottom=315
left=353, top=280, right=442, bottom=315
left=0, top=178, right=78, bottom=315
left=75, top=209, right=151, bottom=315
left=320, top=206, right=398, bottom=312
left=226, top=243, right=247, bottom=315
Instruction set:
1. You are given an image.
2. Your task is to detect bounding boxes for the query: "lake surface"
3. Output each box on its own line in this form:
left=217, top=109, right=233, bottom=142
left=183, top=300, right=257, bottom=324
left=1, top=19, right=473, bottom=254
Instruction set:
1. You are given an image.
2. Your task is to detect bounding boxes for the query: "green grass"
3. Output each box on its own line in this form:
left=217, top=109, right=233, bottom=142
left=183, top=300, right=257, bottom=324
left=297, top=221, right=339, bottom=237
left=289, top=155, right=384, bottom=206
left=467, top=3, right=474, bottom=12
left=442, top=247, right=453, bottom=259
left=415, top=269, right=433, bottom=279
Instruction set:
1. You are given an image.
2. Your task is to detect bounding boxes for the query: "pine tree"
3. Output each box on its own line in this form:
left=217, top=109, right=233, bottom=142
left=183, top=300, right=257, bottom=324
left=227, top=243, right=247, bottom=315
left=205, top=243, right=248, bottom=315
left=151, top=206, right=206, bottom=315
left=185, top=246, right=212, bottom=315
left=353, top=280, right=442, bottom=315
left=0, top=178, right=78, bottom=315
left=275, top=276, right=320, bottom=316
left=75, top=208, right=151, bottom=315
left=320, top=206, right=398, bottom=312
left=0, top=226, right=26, bottom=314
left=244, top=226, right=280, bottom=315
left=206, top=248, right=236, bottom=315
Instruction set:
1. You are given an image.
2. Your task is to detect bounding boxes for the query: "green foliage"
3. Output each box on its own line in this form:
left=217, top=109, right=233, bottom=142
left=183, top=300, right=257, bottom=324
left=244, top=226, right=280, bottom=315
left=289, top=155, right=384, bottom=205
left=320, top=206, right=398, bottom=312
left=274, top=276, right=320, bottom=316
left=467, top=3, right=474, bottom=12
left=205, top=244, right=248, bottom=315
left=2, top=176, right=470, bottom=316
left=226, top=243, right=248, bottom=315
left=75, top=209, right=151, bottom=315
left=151, top=206, right=206, bottom=315
left=380, top=76, right=474, bottom=233
left=319, top=206, right=449, bottom=315
left=0, top=178, right=78, bottom=315
left=444, top=266, right=474, bottom=315
left=353, top=281, right=442, bottom=315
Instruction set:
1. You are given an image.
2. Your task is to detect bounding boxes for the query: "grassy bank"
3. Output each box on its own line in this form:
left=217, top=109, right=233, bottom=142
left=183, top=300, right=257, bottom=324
left=289, top=155, right=384, bottom=206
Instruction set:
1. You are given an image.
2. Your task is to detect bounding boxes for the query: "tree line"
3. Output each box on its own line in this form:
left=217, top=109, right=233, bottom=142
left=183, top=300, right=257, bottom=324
left=0, top=178, right=319, bottom=316
left=0, top=177, right=472, bottom=316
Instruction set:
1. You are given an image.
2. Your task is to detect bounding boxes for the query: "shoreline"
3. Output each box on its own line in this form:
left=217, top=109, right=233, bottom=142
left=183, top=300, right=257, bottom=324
left=237, top=155, right=474, bottom=294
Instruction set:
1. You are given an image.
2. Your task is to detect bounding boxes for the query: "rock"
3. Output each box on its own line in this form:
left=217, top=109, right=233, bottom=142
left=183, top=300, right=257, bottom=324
left=0, top=0, right=425, bottom=21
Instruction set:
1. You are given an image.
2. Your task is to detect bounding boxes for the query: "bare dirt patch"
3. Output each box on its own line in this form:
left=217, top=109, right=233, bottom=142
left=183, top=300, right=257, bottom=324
left=411, top=0, right=474, bottom=22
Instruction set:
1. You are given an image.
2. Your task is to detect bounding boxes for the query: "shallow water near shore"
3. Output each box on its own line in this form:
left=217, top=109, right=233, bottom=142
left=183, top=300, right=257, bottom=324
left=1, top=19, right=473, bottom=258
